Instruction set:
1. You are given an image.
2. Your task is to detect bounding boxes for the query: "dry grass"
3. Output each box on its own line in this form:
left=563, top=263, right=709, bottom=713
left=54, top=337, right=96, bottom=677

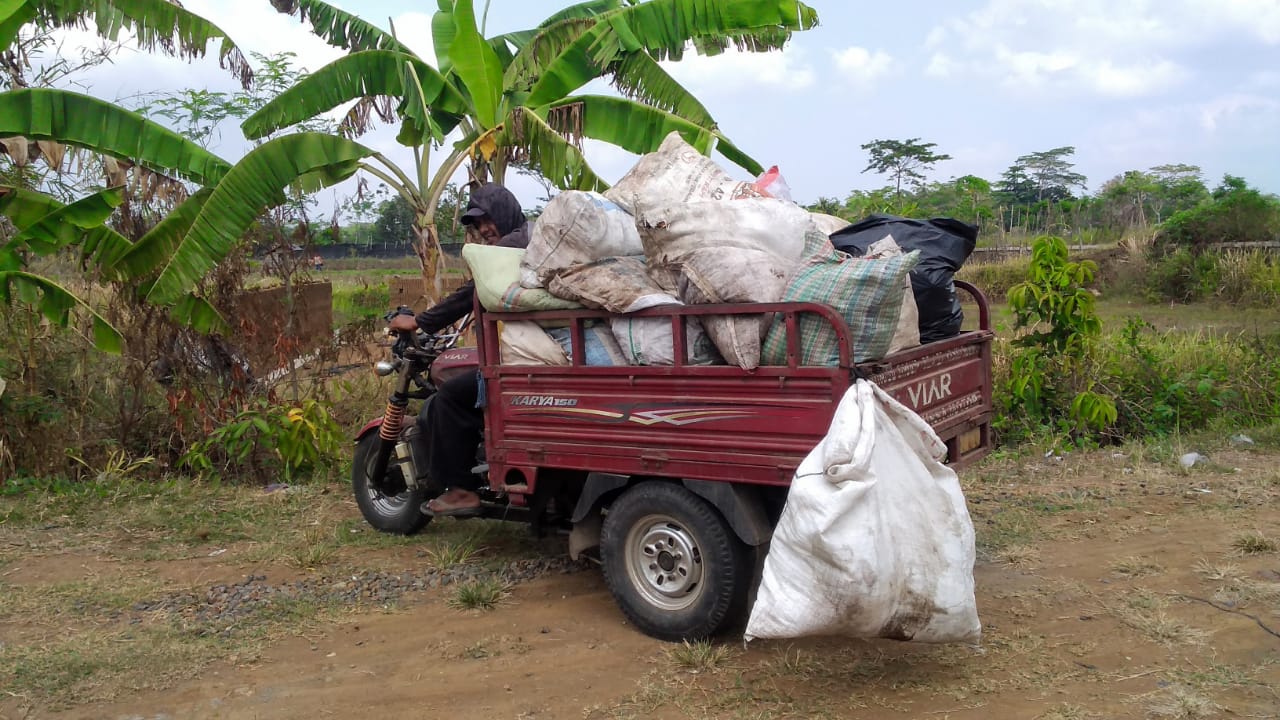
left=1111, top=591, right=1209, bottom=647
left=1037, top=704, right=1099, bottom=720
left=1144, top=685, right=1220, bottom=719
left=1109, top=555, right=1165, bottom=578
left=1191, top=558, right=1241, bottom=582
left=668, top=640, right=736, bottom=674
left=996, top=544, right=1042, bottom=567
left=447, top=577, right=510, bottom=611
left=1231, top=531, right=1278, bottom=556
left=426, top=535, right=483, bottom=570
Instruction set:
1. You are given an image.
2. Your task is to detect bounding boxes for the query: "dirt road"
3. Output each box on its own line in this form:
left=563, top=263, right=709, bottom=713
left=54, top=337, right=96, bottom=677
left=2, top=440, right=1278, bottom=719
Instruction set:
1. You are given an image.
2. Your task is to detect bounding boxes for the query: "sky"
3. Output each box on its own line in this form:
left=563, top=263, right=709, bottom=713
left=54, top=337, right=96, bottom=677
left=49, top=0, right=1280, bottom=214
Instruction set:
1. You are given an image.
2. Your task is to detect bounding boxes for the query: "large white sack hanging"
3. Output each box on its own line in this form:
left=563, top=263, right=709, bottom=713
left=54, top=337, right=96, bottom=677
left=745, top=380, right=981, bottom=644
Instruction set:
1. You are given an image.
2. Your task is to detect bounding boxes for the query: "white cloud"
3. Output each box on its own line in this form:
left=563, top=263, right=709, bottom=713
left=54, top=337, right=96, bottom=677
left=925, top=52, right=955, bottom=78
left=923, top=0, right=1275, bottom=99
left=1199, top=93, right=1280, bottom=131
left=661, top=47, right=815, bottom=93
left=831, top=47, right=893, bottom=84
left=924, top=27, right=948, bottom=50
left=1086, top=60, right=1184, bottom=97
left=993, top=46, right=1078, bottom=88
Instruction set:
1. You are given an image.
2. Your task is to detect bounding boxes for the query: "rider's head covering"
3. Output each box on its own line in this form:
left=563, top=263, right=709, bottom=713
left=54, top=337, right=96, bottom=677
left=460, top=183, right=527, bottom=238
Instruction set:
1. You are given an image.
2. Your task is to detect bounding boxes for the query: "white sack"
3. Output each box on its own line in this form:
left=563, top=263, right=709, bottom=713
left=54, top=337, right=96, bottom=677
left=637, top=198, right=813, bottom=269
left=745, top=380, right=981, bottom=644
left=677, top=247, right=792, bottom=370
left=498, top=321, right=570, bottom=366
left=809, top=212, right=850, bottom=235
left=547, top=256, right=670, bottom=314
left=609, top=294, right=722, bottom=366
left=521, top=191, right=642, bottom=288
left=865, top=235, right=922, bottom=355
left=604, top=131, right=762, bottom=214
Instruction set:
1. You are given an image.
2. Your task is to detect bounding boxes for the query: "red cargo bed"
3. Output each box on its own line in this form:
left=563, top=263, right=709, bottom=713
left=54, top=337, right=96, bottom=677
left=478, top=282, right=993, bottom=495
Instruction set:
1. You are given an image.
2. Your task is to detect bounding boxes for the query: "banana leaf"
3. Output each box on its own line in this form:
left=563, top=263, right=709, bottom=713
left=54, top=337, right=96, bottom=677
left=431, top=2, right=456, bottom=74
left=30, top=0, right=253, bottom=87
left=447, top=0, right=504, bottom=130
left=270, top=0, right=415, bottom=55
left=504, top=18, right=597, bottom=93
left=147, top=133, right=374, bottom=306
left=526, top=0, right=818, bottom=107
left=169, top=292, right=228, bottom=335
left=113, top=188, right=211, bottom=279
left=495, top=0, right=624, bottom=65
left=1, top=0, right=36, bottom=50
left=500, top=108, right=608, bottom=193
left=241, top=51, right=467, bottom=141
left=0, top=186, right=137, bottom=275
left=0, top=89, right=231, bottom=187
left=608, top=51, right=716, bottom=128
left=0, top=270, right=123, bottom=353
left=537, top=95, right=767, bottom=174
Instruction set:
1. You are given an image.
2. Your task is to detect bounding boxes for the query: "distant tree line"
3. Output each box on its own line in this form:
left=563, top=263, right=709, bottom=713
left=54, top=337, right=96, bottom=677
left=811, top=139, right=1280, bottom=252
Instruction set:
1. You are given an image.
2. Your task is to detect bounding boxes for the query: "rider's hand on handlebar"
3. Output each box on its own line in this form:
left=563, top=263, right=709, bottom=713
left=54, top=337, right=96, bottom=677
left=388, top=314, right=419, bottom=334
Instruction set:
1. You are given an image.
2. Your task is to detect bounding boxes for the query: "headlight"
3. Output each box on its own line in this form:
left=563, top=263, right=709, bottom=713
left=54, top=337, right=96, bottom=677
left=374, top=361, right=397, bottom=377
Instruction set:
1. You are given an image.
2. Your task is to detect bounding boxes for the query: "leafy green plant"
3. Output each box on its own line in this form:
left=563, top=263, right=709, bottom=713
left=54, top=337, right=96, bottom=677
left=1000, top=235, right=1117, bottom=444
left=182, top=398, right=344, bottom=482
left=1104, top=318, right=1239, bottom=436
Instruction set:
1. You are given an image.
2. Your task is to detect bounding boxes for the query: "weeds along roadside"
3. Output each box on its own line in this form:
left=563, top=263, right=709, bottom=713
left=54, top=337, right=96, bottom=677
left=5, top=239, right=1280, bottom=487
left=0, top=252, right=386, bottom=487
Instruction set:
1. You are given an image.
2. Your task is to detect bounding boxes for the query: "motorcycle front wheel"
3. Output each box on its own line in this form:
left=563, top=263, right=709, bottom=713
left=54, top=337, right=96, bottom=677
left=352, top=432, right=433, bottom=535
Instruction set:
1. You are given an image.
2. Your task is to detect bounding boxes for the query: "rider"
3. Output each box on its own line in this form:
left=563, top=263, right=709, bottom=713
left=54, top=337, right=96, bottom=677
left=388, top=183, right=529, bottom=516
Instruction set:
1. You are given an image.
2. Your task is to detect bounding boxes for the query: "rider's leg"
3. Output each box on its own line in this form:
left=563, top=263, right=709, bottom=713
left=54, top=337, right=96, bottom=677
left=426, top=371, right=484, bottom=509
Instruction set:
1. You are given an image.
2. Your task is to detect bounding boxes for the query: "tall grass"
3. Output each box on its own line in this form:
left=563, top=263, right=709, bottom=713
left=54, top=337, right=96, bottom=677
left=993, top=319, right=1280, bottom=444
left=332, top=283, right=390, bottom=327
left=958, top=256, right=1030, bottom=302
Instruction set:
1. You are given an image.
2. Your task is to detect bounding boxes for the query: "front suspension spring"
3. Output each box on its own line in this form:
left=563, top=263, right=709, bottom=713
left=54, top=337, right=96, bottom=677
left=379, top=401, right=406, bottom=442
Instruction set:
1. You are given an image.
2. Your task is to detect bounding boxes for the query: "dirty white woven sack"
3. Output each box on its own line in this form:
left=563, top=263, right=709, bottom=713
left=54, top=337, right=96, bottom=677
left=521, top=191, right=642, bottom=288
left=745, top=380, right=980, bottom=643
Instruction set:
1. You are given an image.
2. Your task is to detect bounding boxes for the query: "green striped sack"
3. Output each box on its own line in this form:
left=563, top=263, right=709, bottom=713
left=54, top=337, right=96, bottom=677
left=761, top=249, right=921, bottom=366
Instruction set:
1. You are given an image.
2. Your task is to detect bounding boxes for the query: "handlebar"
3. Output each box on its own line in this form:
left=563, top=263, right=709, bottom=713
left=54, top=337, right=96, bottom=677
left=384, top=305, right=465, bottom=357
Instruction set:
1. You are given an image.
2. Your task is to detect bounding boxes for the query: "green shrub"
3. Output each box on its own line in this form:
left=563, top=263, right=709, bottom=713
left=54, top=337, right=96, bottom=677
left=992, top=318, right=1280, bottom=445
left=182, top=398, right=345, bottom=483
left=998, top=236, right=1116, bottom=446
left=1145, top=249, right=1221, bottom=302
left=1156, top=175, right=1280, bottom=254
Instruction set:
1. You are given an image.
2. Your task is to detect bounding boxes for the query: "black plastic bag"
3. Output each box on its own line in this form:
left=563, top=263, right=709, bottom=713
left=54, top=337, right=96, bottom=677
left=829, top=215, right=979, bottom=343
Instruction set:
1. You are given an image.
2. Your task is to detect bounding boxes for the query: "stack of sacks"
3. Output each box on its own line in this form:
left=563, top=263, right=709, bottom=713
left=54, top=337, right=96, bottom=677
left=495, top=131, right=924, bottom=369
left=520, top=191, right=643, bottom=289
left=549, top=256, right=721, bottom=366
left=634, top=198, right=813, bottom=369
left=606, top=131, right=815, bottom=369
left=462, top=244, right=626, bottom=367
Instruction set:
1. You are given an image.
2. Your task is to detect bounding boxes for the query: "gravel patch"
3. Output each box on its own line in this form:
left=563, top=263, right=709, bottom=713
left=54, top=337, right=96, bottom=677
left=131, top=556, right=591, bottom=635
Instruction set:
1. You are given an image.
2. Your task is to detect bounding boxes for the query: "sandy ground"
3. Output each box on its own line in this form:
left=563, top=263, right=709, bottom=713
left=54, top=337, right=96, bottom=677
left=2, top=444, right=1278, bottom=720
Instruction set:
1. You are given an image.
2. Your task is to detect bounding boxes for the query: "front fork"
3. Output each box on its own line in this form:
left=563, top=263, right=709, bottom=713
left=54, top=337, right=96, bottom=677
left=368, top=361, right=415, bottom=492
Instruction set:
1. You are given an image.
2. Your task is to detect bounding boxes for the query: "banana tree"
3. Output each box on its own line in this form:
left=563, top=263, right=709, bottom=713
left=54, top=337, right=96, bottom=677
left=0, top=0, right=260, bottom=351
left=246, top=0, right=819, bottom=301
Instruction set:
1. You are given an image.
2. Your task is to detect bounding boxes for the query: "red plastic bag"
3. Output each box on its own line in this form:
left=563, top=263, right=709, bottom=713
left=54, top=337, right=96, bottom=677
left=753, top=166, right=793, bottom=202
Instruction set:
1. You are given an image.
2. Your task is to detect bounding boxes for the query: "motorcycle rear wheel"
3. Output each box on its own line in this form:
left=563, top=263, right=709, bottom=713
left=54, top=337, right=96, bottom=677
left=352, top=432, right=432, bottom=535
